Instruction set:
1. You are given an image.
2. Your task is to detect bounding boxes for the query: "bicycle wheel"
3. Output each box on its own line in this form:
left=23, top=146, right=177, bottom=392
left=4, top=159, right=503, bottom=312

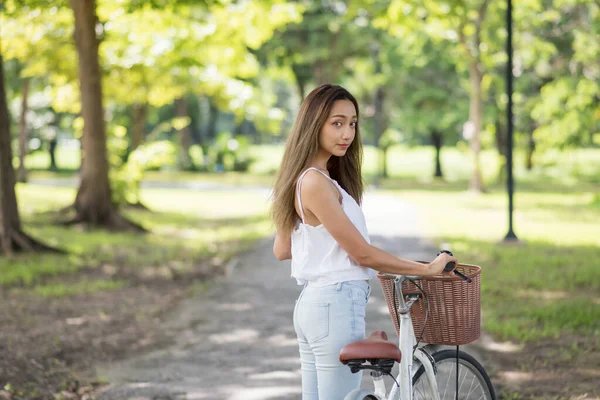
left=413, top=349, right=496, bottom=400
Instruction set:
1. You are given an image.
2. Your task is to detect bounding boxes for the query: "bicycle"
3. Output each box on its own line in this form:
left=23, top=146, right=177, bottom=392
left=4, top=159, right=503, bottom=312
left=339, top=251, right=496, bottom=400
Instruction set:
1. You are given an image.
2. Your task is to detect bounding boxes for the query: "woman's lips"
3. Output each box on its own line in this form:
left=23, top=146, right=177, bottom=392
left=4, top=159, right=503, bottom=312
left=338, top=144, right=349, bottom=149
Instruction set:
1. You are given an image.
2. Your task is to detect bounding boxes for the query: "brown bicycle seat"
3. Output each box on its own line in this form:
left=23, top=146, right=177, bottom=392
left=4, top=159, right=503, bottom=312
left=339, top=330, right=402, bottom=364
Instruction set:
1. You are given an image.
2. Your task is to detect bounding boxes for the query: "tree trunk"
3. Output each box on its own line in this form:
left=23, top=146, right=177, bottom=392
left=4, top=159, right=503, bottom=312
left=175, top=97, right=195, bottom=171
left=69, top=0, right=143, bottom=232
left=494, top=116, right=506, bottom=183
left=372, top=42, right=386, bottom=183
left=130, top=102, right=146, bottom=151
left=207, top=100, right=218, bottom=141
left=0, top=56, right=22, bottom=253
left=494, top=117, right=507, bottom=158
left=382, top=146, right=389, bottom=179
left=431, top=130, right=444, bottom=178
left=291, top=64, right=307, bottom=100
left=312, top=60, right=328, bottom=86
left=49, top=137, right=58, bottom=171
left=0, top=56, right=56, bottom=254
left=468, top=61, right=484, bottom=192
left=296, top=79, right=306, bottom=101
left=374, top=85, right=385, bottom=181
left=203, top=100, right=219, bottom=170
left=17, top=78, right=29, bottom=183
left=526, top=125, right=535, bottom=170
left=234, top=120, right=244, bottom=136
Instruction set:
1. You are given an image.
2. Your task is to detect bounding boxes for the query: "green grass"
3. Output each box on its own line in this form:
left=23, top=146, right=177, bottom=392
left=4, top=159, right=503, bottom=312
left=2, top=184, right=272, bottom=293
left=393, top=187, right=600, bottom=342
left=24, top=145, right=600, bottom=189
left=21, top=147, right=80, bottom=171
left=247, top=144, right=600, bottom=185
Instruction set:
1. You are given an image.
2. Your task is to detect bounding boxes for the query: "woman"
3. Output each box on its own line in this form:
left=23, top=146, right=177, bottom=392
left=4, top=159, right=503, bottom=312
left=270, top=84, right=456, bottom=399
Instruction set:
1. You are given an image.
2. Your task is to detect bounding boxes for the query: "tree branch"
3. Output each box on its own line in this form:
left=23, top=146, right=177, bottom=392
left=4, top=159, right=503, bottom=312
left=475, top=0, right=492, bottom=48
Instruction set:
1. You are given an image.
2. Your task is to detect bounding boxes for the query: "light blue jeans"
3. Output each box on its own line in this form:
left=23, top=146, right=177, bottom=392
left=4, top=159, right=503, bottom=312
left=293, top=280, right=371, bottom=399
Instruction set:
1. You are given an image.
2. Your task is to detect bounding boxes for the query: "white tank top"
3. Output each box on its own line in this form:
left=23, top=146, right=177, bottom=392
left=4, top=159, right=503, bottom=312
left=290, top=167, right=376, bottom=286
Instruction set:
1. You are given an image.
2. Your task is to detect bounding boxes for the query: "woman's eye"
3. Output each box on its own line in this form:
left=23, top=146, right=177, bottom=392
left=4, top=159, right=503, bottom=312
left=333, top=122, right=342, bottom=127
left=350, top=122, right=357, bottom=127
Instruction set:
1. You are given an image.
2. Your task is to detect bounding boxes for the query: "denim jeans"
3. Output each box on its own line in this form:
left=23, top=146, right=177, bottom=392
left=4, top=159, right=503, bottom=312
left=293, top=280, right=371, bottom=400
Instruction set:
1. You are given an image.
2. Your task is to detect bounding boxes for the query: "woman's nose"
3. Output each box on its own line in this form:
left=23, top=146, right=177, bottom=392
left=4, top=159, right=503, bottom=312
left=342, top=127, right=354, bottom=140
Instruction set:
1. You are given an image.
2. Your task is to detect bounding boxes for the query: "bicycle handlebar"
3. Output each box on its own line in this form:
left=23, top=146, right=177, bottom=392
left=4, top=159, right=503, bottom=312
left=379, top=250, right=472, bottom=283
left=439, top=250, right=472, bottom=283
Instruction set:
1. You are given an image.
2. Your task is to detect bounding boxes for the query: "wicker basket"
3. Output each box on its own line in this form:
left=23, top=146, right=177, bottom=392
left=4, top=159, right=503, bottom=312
left=378, top=263, right=481, bottom=346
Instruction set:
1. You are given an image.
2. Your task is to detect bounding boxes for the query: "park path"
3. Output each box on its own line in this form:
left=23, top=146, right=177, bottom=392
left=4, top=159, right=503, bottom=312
left=95, top=191, right=496, bottom=400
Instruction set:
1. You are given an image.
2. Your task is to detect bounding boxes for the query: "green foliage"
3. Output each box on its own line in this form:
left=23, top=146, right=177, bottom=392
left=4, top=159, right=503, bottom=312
left=532, top=77, right=599, bottom=149
left=259, top=0, right=372, bottom=90
left=2, top=0, right=303, bottom=164
left=111, top=140, right=177, bottom=205
left=378, top=128, right=404, bottom=150
left=1, top=1, right=78, bottom=111
left=3, top=0, right=599, bottom=185
left=521, top=2, right=600, bottom=151
left=210, top=132, right=254, bottom=172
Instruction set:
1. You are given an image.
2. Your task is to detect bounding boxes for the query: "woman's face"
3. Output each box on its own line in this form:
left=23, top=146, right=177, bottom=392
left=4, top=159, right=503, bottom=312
left=318, top=99, right=357, bottom=157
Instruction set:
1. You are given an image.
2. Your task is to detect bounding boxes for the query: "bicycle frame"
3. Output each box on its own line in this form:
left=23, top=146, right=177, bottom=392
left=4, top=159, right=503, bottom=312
left=371, top=275, right=442, bottom=400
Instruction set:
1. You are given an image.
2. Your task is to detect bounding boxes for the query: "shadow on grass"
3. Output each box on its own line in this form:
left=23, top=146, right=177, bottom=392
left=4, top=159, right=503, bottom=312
left=1, top=210, right=271, bottom=288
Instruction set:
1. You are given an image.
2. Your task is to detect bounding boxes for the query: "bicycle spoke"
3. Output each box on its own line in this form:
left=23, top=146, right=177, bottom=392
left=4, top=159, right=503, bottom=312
left=464, top=374, right=477, bottom=398
left=458, top=367, right=470, bottom=394
left=415, top=382, right=426, bottom=399
left=442, top=362, right=453, bottom=400
left=459, top=369, right=484, bottom=398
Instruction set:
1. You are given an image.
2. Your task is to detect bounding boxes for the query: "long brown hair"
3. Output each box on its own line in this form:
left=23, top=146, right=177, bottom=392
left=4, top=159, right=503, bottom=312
left=271, top=84, right=364, bottom=236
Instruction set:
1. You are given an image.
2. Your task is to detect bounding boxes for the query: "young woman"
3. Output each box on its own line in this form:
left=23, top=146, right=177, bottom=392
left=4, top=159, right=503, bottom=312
left=270, top=84, right=456, bottom=399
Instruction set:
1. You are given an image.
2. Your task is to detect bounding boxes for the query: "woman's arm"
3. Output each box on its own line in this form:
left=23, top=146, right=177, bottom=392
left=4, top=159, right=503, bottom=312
left=273, top=229, right=292, bottom=261
left=300, top=172, right=456, bottom=276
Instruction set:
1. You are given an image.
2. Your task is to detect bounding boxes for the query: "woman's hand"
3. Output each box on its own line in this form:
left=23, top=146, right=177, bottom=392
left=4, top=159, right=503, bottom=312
left=426, top=252, right=458, bottom=276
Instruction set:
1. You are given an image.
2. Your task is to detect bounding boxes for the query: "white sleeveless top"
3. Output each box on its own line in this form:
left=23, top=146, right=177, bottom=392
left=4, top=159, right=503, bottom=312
left=290, top=167, right=376, bottom=286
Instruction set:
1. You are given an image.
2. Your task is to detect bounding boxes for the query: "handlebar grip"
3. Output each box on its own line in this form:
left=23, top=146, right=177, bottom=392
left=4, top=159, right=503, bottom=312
left=439, top=250, right=455, bottom=272
left=438, top=250, right=472, bottom=283
left=444, top=261, right=456, bottom=272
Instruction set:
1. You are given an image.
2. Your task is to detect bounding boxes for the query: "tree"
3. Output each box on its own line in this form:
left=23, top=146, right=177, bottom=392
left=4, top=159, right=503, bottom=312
left=385, top=0, right=502, bottom=192
left=99, top=1, right=301, bottom=168
left=394, top=37, right=469, bottom=180
left=530, top=1, right=600, bottom=152
left=68, top=0, right=144, bottom=230
left=259, top=1, right=375, bottom=101
left=2, top=1, right=77, bottom=175
left=0, top=55, right=55, bottom=254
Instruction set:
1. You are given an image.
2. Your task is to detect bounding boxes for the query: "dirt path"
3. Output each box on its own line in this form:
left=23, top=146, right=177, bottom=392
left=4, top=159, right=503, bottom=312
left=94, top=192, right=497, bottom=400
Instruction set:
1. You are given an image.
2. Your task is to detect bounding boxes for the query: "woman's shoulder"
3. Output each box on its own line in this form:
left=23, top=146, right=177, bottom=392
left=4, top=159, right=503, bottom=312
left=297, top=169, right=333, bottom=192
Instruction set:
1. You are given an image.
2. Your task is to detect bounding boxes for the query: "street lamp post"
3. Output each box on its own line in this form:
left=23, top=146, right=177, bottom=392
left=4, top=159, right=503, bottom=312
left=503, top=0, right=520, bottom=242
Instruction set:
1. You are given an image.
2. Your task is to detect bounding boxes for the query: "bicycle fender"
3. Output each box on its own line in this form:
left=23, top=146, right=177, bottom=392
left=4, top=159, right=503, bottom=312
left=343, top=388, right=380, bottom=400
